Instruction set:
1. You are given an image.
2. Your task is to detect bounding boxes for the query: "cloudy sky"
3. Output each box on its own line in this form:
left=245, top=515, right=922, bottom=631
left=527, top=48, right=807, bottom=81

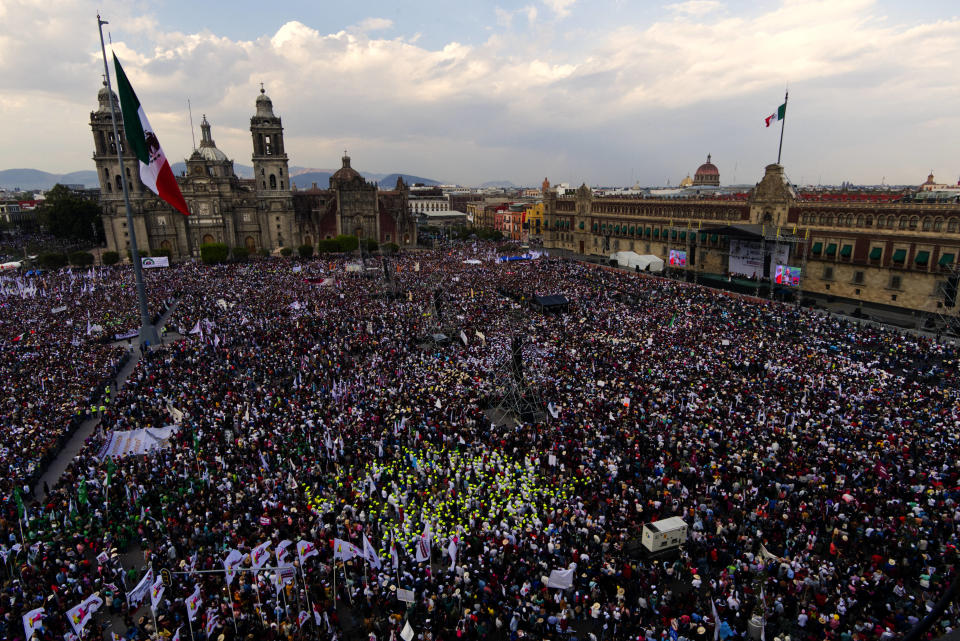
left=2, top=0, right=958, bottom=187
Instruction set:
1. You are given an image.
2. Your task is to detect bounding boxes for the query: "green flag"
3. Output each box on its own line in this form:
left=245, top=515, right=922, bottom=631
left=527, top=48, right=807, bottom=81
left=12, top=487, right=24, bottom=519
left=105, top=457, right=117, bottom=487
left=78, top=479, right=89, bottom=506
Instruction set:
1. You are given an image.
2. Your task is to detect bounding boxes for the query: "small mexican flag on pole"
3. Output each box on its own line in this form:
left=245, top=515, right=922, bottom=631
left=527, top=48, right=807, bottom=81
left=113, top=53, right=190, bottom=217
left=764, top=103, right=786, bottom=127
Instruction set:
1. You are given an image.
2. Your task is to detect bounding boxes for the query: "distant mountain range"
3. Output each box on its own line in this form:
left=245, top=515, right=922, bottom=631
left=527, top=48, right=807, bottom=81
left=0, top=168, right=100, bottom=190
left=0, top=165, right=443, bottom=191
left=479, top=180, right=517, bottom=189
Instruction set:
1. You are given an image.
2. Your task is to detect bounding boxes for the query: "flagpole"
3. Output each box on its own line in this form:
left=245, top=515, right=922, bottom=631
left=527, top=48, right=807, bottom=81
left=96, top=13, right=159, bottom=345
left=777, top=90, right=788, bottom=165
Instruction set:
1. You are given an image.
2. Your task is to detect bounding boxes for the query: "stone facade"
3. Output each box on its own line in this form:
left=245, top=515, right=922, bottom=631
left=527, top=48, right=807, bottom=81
left=541, top=164, right=960, bottom=315
left=90, top=83, right=416, bottom=256
left=291, top=154, right=417, bottom=247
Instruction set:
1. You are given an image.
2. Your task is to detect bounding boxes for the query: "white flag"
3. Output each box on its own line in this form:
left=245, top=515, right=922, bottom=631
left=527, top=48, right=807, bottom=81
left=276, top=539, right=294, bottom=565
left=251, top=540, right=272, bottom=570
left=127, top=568, right=154, bottom=609
left=546, top=567, right=574, bottom=589
left=363, top=535, right=381, bottom=569
left=188, top=320, right=201, bottom=335
left=391, top=533, right=399, bottom=571
left=333, top=538, right=362, bottom=562
left=150, top=574, right=165, bottom=611
left=223, top=549, right=243, bottom=586
left=185, top=585, right=202, bottom=622
left=712, top=598, right=721, bottom=641
left=415, top=523, right=432, bottom=563
left=401, top=620, right=415, bottom=641
left=447, top=537, right=458, bottom=569
left=205, top=611, right=219, bottom=637
left=22, top=606, right=45, bottom=639
left=297, top=540, right=319, bottom=567
left=67, top=593, right=103, bottom=636
left=459, top=330, right=468, bottom=346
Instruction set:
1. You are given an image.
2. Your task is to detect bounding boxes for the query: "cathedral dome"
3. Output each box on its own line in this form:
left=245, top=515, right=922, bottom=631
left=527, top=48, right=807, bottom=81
left=197, top=115, right=229, bottom=162
left=679, top=174, right=693, bottom=188
left=331, top=153, right=362, bottom=184
left=693, top=154, right=720, bottom=186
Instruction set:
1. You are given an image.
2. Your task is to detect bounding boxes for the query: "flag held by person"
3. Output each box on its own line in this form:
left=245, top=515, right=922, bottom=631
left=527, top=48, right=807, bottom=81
left=332, top=538, right=362, bottom=562
left=251, top=540, right=272, bottom=570
left=223, top=549, right=243, bottom=586
left=297, top=539, right=319, bottom=567
left=185, top=585, right=202, bottom=622
left=113, top=54, right=190, bottom=216
left=150, top=573, right=165, bottom=611
left=21, top=606, right=45, bottom=639
left=363, top=534, right=382, bottom=569
left=67, top=593, right=103, bottom=636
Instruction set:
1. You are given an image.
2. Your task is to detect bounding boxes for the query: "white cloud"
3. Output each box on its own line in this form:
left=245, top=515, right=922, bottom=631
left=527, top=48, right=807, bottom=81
left=543, top=0, right=576, bottom=18
left=0, top=0, right=958, bottom=186
left=665, top=1, right=723, bottom=15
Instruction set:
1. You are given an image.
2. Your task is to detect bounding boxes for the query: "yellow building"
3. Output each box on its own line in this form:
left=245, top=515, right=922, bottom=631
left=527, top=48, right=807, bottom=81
left=524, top=202, right=544, bottom=237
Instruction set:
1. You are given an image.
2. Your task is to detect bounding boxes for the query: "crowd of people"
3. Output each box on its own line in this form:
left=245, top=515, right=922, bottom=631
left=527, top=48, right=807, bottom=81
left=1, top=245, right=959, bottom=641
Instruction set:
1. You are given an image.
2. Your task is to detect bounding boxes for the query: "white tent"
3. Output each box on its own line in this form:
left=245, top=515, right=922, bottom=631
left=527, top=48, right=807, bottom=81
left=609, top=251, right=664, bottom=273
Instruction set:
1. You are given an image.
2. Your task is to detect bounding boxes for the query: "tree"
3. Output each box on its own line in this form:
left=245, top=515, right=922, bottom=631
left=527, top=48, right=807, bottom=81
left=68, top=251, right=95, bottom=266
left=280, top=247, right=293, bottom=257
left=37, top=184, right=104, bottom=242
left=152, top=247, right=173, bottom=260
left=102, top=251, right=120, bottom=265
left=298, top=244, right=314, bottom=259
left=382, top=242, right=400, bottom=254
left=37, top=253, right=68, bottom=269
left=200, top=242, right=229, bottom=264
left=333, top=235, right=359, bottom=252
left=231, top=246, right=249, bottom=261
left=317, top=239, right=339, bottom=253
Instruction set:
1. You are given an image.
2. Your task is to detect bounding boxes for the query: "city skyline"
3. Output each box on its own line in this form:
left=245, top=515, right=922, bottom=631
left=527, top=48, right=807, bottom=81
left=2, top=0, right=959, bottom=187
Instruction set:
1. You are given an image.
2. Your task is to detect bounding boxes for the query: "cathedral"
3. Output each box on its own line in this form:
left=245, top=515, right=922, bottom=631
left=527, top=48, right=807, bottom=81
left=90, top=83, right=416, bottom=259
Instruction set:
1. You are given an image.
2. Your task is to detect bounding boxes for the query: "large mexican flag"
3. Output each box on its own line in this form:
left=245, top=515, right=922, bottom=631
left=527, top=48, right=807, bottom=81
left=113, top=53, right=190, bottom=216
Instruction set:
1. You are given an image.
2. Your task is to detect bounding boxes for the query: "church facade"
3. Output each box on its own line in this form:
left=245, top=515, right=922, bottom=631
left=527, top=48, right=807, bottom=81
left=90, top=83, right=416, bottom=258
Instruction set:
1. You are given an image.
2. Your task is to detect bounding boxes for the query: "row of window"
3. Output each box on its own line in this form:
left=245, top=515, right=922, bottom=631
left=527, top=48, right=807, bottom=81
left=590, top=205, right=746, bottom=220
left=800, top=212, right=960, bottom=233
left=810, top=242, right=956, bottom=270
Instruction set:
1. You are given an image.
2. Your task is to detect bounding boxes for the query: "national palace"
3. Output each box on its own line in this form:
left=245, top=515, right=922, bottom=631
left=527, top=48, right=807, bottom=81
left=542, top=162, right=960, bottom=317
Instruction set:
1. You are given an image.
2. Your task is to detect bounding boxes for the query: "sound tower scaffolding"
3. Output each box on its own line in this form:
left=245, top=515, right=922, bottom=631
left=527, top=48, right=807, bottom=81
left=492, top=331, right=546, bottom=424
left=934, top=262, right=960, bottom=338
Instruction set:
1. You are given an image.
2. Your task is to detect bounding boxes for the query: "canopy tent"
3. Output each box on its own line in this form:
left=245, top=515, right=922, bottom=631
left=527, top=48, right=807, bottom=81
left=532, top=294, right=570, bottom=313
left=610, top=251, right=664, bottom=273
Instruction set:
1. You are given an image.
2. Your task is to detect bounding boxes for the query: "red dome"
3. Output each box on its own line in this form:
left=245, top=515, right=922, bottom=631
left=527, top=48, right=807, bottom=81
left=693, top=154, right=720, bottom=186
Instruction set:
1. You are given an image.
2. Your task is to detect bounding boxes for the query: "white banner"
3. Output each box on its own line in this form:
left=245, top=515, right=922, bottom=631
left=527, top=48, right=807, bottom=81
left=728, top=240, right=789, bottom=278
left=97, top=426, right=180, bottom=460
left=141, top=256, right=169, bottom=268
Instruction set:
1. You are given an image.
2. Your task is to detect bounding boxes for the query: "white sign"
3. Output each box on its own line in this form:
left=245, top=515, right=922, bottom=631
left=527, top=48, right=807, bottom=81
left=142, top=256, right=170, bottom=269
left=396, top=588, right=415, bottom=603
left=97, top=426, right=180, bottom=459
left=727, top=240, right=788, bottom=278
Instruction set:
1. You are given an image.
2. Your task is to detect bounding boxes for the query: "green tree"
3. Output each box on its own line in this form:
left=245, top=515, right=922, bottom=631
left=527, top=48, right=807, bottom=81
left=280, top=247, right=293, bottom=257
left=37, top=184, right=104, bottom=242
left=151, top=247, right=173, bottom=260
left=317, top=239, right=339, bottom=253
left=37, top=253, right=68, bottom=269
left=68, top=251, right=95, bottom=266
left=200, top=242, right=229, bottom=264
left=334, top=235, right=359, bottom=252
left=298, top=244, right=314, bottom=259
left=231, top=246, right=249, bottom=261
left=102, top=251, right=120, bottom=265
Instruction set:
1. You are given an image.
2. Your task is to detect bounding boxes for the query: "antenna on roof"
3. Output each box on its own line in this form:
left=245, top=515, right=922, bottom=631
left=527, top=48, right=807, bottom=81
left=188, top=98, right=197, bottom=151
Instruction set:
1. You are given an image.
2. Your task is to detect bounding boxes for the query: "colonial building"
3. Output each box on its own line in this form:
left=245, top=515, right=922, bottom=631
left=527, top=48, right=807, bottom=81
left=291, top=153, right=417, bottom=247
left=91, top=82, right=416, bottom=257
left=542, top=164, right=960, bottom=316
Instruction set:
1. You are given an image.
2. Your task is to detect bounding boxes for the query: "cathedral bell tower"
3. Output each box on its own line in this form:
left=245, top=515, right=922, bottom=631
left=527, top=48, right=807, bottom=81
left=90, top=78, right=146, bottom=254
left=250, top=85, right=294, bottom=250
left=250, top=84, right=290, bottom=193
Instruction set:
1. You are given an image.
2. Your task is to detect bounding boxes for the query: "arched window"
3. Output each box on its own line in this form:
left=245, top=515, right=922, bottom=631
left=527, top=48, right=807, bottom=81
left=846, top=214, right=854, bottom=227
left=269, top=175, right=277, bottom=190
left=202, top=234, right=215, bottom=244
left=856, top=215, right=864, bottom=227
left=948, top=218, right=959, bottom=233
left=922, top=217, right=932, bottom=231
left=865, top=215, right=873, bottom=227
left=934, top=217, right=943, bottom=232
left=115, top=175, right=122, bottom=191
left=899, top=216, right=907, bottom=230
left=909, top=216, right=919, bottom=230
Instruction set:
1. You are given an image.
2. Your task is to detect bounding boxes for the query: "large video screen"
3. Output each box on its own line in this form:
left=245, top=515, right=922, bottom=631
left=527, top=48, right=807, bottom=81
left=668, top=250, right=687, bottom=267
left=774, top=264, right=802, bottom=286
